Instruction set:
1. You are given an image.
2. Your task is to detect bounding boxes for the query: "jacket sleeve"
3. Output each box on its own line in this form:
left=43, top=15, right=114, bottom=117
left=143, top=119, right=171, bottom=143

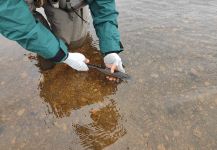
left=87, top=0, right=123, bottom=55
left=0, top=0, right=68, bottom=62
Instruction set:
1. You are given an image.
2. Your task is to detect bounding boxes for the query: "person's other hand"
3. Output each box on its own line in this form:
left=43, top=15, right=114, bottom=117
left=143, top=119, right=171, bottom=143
left=63, top=52, right=89, bottom=71
left=104, top=53, right=125, bottom=81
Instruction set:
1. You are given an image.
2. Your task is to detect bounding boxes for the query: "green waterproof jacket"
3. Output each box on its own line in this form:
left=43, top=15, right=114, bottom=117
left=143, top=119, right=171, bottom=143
left=0, top=0, right=123, bottom=62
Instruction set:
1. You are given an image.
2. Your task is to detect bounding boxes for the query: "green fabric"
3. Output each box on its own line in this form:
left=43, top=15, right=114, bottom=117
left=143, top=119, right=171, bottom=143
left=88, top=0, right=123, bottom=54
left=0, top=0, right=68, bottom=61
left=85, top=0, right=93, bottom=4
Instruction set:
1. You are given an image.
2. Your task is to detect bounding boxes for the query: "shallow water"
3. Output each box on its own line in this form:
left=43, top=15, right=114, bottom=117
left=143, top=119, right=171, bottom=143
left=0, top=0, right=217, bottom=149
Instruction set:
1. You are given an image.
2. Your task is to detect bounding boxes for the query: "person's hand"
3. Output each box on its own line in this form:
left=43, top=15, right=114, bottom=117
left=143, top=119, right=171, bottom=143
left=63, top=52, right=89, bottom=71
left=104, top=53, right=125, bottom=81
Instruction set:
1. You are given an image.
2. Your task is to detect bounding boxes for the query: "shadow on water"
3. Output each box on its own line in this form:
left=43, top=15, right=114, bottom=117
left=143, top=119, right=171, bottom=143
left=36, top=35, right=126, bottom=149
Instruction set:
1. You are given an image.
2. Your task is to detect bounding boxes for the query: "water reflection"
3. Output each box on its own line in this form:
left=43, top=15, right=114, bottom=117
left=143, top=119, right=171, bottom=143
left=73, top=100, right=126, bottom=150
left=37, top=35, right=126, bottom=149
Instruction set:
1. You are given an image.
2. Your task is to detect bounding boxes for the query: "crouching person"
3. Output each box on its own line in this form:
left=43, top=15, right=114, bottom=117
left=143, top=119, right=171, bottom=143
left=0, top=0, right=125, bottom=78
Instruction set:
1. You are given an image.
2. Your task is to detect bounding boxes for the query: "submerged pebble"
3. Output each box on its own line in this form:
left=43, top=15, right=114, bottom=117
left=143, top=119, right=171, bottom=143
left=0, top=81, right=5, bottom=86
left=143, top=133, right=150, bottom=138
left=90, top=109, right=99, bottom=114
left=190, top=68, right=200, bottom=77
left=204, top=82, right=210, bottom=86
left=17, top=109, right=25, bottom=116
left=39, top=75, right=44, bottom=83
left=157, top=144, right=166, bottom=150
left=177, top=67, right=183, bottom=72
left=20, top=72, right=28, bottom=79
left=193, top=128, right=202, bottom=138
left=150, top=73, right=159, bottom=78
left=173, top=130, right=180, bottom=137
left=62, top=123, right=67, bottom=132
left=11, top=137, right=16, bottom=144
left=160, top=66, right=166, bottom=72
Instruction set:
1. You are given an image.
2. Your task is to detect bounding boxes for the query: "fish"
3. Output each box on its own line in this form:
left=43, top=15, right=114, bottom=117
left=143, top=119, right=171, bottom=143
left=87, top=64, right=131, bottom=81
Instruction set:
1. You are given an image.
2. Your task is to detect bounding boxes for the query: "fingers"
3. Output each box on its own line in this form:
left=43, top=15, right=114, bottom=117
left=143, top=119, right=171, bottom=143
left=105, top=63, right=123, bottom=82
left=106, top=76, right=115, bottom=81
left=105, top=64, right=119, bottom=81
left=111, top=64, right=117, bottom=73
left=85, top=58, right=89, bottom=64
left=105, top=63, right=125, bottom=73
left=105, top=64, right=117, bottom=73
left=103, top=52, right=125, bottom=73
left=106, top=76, right=120, bottom=82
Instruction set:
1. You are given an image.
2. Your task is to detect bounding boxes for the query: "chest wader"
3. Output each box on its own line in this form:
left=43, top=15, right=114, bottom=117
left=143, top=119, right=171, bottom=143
left=26, top=0, right=89, bottom=49
left=46, top=0, right=89, bottom=49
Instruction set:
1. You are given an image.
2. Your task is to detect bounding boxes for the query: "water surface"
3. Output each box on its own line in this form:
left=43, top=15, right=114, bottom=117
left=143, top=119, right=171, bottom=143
left=0, top=0, right=217, bottom=149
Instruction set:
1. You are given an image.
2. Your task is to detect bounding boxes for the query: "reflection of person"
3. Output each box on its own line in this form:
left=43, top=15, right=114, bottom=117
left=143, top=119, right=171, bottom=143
left=0, top=0, right=125, bottom=79
left=73, top=101, right=126, bottom=150
left=39, top=38, right=119, bottom=117
left=39, top=41, right=126, bottom=148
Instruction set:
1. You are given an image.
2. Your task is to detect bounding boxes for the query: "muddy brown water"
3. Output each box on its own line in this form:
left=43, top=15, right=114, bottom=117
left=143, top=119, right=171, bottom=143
left=1, top=0, right=217, bottom=149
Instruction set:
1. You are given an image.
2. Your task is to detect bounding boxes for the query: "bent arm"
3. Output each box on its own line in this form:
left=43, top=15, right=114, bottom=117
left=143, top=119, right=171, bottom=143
left=0, top=0, right=68, bottom=62
left=86, top=0, right=123, bottom=55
